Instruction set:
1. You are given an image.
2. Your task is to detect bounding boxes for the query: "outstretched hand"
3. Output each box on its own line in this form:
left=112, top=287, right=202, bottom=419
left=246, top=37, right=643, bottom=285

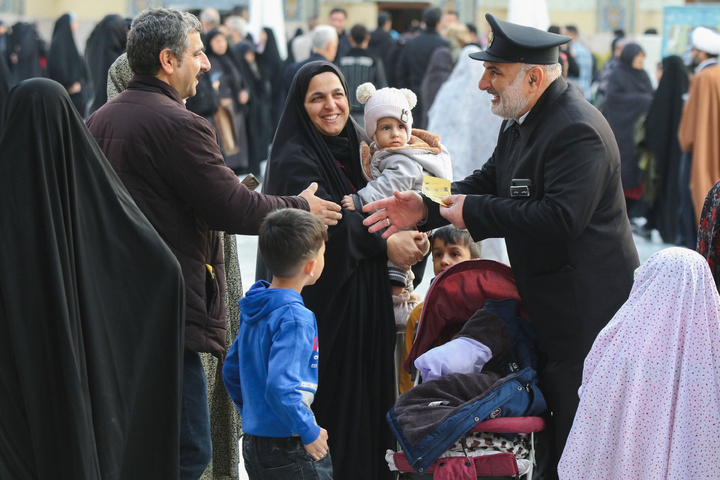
left=299, top=182, right=342, bottom=227
left=362, top=190, right=426, bottom=238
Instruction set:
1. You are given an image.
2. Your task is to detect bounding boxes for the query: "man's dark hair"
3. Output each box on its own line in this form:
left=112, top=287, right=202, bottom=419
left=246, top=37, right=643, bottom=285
left=548, top=25, right=561, bottom=35
left=378, top=12, right=391, bottom=29
left=330, top=7, right=347, bottom=18
left=127, top=8, right=201, bottom=76
left=466, top=22, right=477, bottom=35
left=431, top=225, right=481, bottom=259
left=259, top=209, right=328, bottom=278
left=423, top=7, right=442, bottom=30
left=565, top=25, right=578, bottom=35
left=350, top=24, right=368, bottom=45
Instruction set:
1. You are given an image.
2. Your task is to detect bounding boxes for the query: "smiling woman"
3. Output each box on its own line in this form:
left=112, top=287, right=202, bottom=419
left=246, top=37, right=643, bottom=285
left=303, top=71, right=349, bottom=136
left=258, top=61, right=424, bottom=480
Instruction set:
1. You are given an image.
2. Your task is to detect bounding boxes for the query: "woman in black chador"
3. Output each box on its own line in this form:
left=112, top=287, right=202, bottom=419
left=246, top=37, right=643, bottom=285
left=205, top=28, right=249, bottom=174
left=259, top=61, right=426, bottom=480
left=601, top=43, right=654, bottom=217
left=0, top=78, right=184, bottom=480
left=47, top=13, right=89, bottom=116
left=84, top=14, right=127, bottom=115
left=643, top=56, right=690, bottom=244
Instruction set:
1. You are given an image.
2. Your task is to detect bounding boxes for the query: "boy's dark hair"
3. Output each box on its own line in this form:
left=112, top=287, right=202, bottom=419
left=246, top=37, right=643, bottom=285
left=350, top=24, right=368, bottom=45
left=259, top=209, right=328, bottom=278
left=330, top=7, right=347, bottom=18
left=431, top=225, right=481, bottom=258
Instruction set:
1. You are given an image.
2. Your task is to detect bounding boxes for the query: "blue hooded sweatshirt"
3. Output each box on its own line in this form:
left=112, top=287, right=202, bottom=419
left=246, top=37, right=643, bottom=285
left=222, top=280, right=321, bottom=444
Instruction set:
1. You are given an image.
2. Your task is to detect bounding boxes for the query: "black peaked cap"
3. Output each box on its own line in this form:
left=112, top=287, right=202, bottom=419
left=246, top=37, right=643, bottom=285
left=470, top=14, right=571, bottom=64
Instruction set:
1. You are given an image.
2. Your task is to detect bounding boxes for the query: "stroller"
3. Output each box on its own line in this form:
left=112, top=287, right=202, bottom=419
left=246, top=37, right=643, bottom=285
left=386, top=259, right=546, bottom=479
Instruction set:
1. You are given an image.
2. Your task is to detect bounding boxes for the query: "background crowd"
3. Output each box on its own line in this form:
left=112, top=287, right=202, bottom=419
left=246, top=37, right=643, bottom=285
left=2, top=4, right=720, bottom=480
left=0, top=6, right=714, bottom=248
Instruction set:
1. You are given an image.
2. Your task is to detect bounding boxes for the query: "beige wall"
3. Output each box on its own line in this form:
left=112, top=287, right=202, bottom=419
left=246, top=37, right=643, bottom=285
left=5, top=0, right=127, bottom=52
left=26, top=0, right=127, bottom=21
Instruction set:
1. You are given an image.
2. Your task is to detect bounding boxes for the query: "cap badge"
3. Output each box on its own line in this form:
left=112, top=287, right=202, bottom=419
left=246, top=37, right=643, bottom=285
left=487, top=31, right=493, bottom=48
left=401, top=109, right=408, bottom=122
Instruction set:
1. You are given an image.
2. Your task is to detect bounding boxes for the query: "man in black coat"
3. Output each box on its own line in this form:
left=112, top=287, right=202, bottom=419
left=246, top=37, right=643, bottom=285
left=396, top=7, right=448, bottom=128
left=363, top=14, right=639, bottom=479
left=329, top=7, right=352, bottom=62
left=367, top=11, right=396, bottom=79
left=338, top=23, right=387, bottom=125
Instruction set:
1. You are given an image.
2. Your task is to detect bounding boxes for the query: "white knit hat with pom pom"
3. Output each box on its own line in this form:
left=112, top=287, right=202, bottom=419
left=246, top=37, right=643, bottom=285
left=356, top=82, right=417, bottom=140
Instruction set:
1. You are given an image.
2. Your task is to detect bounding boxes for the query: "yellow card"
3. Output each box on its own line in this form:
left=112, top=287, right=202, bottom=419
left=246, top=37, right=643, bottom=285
left=422, top=176, right=451, bottom=207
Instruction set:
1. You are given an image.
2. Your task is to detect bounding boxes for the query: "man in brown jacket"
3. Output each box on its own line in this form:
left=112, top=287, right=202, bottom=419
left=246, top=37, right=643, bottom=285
left=86, top=8, right=341, bottom=479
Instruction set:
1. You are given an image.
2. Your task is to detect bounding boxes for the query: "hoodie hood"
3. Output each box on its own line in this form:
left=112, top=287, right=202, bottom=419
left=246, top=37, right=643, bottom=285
left=239, top=280, right=305, bottom=325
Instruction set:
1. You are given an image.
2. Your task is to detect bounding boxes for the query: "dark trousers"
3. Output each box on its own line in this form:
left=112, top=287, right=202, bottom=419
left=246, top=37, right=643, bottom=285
left=677, top=151, right=697, bottom=249
left=534, top=358, right=584, bottom=480
left=180, top=350, right=212, bottom=480
left=243, top=434, right=333, bottom=480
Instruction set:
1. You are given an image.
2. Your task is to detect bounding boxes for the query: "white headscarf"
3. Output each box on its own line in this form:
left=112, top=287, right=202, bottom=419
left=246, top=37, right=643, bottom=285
left=559, top=247, right=720, bottom=479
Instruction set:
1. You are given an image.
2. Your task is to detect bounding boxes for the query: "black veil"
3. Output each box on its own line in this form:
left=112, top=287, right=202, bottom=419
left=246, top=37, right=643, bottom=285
left=260, top=61, right=396, bottom=479
left=0, top=78, right=184, bottom=479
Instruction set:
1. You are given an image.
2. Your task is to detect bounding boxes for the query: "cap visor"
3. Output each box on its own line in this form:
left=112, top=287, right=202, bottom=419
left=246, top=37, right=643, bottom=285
left=468, top=50, right=515, bottom=63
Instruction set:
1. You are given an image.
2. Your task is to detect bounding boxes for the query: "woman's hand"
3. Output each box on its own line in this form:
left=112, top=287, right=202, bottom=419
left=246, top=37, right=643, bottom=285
left=298, top=182, right=342, bottom=226
left=387, top=230, right=427, bottom=270
left=363, top=190, right=427, bottom=238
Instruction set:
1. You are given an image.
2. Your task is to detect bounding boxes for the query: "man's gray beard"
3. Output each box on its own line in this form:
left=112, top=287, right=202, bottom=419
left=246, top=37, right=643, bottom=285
left=490, top=73, right=530, bottom=119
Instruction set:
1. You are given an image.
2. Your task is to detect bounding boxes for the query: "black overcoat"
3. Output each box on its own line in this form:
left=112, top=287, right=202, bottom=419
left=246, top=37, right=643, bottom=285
left=427, top=77, right=639, bottom=361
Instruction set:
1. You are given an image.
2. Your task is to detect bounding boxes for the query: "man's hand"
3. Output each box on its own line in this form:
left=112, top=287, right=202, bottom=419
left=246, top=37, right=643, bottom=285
left=362, top=190, right=426, bottom=238
left=303, top=428, right=329, bottom=461
left=439, top=194, right=467, bottom=230
left=387, top=230, right=426, bottom=270
left=299, top=182, right=342, bottom=226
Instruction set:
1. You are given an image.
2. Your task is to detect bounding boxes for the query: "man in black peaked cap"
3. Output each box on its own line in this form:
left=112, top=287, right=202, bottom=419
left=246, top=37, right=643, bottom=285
left=363, top=13, right=639, bottom=478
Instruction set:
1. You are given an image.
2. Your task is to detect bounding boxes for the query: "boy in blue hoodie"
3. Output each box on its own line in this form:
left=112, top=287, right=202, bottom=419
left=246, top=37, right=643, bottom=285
left=222, top=208, right=331, bottom=479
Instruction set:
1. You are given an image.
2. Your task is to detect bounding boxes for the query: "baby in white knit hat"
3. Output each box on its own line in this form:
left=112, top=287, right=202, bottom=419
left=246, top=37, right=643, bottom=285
left=342, top=83, right=453, bottom=327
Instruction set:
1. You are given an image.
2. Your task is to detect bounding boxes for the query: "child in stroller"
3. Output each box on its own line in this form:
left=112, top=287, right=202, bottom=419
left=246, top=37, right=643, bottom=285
left=386, top=259, right=546, bottom=479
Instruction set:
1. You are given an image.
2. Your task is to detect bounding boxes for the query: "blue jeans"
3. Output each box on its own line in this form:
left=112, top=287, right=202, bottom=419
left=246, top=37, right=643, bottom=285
left=180, top=350, right=212, bottom=480
left=243, top=434, right=333, bottom=480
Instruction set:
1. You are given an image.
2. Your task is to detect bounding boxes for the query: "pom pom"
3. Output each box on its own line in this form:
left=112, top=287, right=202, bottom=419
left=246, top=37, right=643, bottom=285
left=356, top=83, right=376, bottom=104
left=400, top=88, right=417, bottom=109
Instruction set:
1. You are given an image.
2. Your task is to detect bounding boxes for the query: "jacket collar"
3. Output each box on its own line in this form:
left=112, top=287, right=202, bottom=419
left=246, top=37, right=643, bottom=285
left=126, top=74, right=185, bottom=106
left=503, top=76, right=568, bottom=138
